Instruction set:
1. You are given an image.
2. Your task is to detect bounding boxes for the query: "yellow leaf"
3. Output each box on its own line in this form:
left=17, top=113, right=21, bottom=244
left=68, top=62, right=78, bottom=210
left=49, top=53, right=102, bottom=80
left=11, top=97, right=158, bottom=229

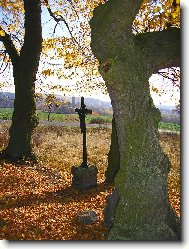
left=165, top=12, right=170, bottom=17
left=0, top=29, right=5, bottom=37
left=154, top=7, right=161, bottom=13
left=171, top=12, right=178, bottom=19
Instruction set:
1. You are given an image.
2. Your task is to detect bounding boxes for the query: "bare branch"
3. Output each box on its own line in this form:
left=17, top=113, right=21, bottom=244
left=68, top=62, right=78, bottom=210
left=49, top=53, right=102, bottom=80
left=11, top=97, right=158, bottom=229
left=44, top=0, right=79, bottom=46
left=0, top=51, right=10, bottom=74
left=156, top=67, right=180, bottom=88
left=53, top=22, right=59, bottom=36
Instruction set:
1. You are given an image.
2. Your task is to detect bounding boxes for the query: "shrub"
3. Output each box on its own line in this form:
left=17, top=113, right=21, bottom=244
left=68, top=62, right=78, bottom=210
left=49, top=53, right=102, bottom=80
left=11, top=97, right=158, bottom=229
left=89, top=116, right=111, bottom=124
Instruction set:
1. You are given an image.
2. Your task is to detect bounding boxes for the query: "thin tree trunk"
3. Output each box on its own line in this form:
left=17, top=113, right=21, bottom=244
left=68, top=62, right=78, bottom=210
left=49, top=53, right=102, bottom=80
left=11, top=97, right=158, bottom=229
left=47, top=107, right=51, bottom=121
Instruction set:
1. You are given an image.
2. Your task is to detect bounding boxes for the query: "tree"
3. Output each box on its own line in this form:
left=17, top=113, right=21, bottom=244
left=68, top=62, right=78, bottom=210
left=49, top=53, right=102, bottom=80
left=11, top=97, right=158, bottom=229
left=105, top=114, right=120, bottom=184
left=0, top=0, right=107, bottom=162
left=90, top=0, right=180, bottom=240
left=0, top=0, right=180, bottom=164
left=45, top=94, right=58, bottom=121
left=40, top=0, right=107, bottom=96
left=0, top=0, right=42, bottom=162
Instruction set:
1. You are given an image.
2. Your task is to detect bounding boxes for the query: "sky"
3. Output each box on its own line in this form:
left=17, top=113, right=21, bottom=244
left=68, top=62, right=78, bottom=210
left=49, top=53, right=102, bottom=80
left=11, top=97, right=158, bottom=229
left=39, top=3, right=180, bottom=106
left=149, top=73, right=180, bottom=107
left=0, top=0, right=180, bottom=107
left=0, top=72, right=180, bottom=107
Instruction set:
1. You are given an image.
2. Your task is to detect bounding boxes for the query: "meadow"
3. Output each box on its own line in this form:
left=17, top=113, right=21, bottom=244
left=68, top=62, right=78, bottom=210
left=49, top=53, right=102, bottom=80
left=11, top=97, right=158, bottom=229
left=0, top=124, right=180, bottom=240
left=0, top=107, right=112, bottom=124
left=0, top=107, right=180, bottom=130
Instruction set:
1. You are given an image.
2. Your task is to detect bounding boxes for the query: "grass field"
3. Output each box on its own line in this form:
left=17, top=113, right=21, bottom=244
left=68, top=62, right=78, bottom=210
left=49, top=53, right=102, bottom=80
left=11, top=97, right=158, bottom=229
left=0, top=123, right=180, bottom=240
left=0, top=107, right=180, bottom=131
left=158, top=122, right=180, bottom=131
left=0, top=108, right=112, bottom=124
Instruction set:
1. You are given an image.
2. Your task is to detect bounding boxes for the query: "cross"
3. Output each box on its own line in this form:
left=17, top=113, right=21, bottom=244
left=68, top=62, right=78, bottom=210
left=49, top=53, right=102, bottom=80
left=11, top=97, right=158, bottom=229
left=75, top=96, right=92, bottom=168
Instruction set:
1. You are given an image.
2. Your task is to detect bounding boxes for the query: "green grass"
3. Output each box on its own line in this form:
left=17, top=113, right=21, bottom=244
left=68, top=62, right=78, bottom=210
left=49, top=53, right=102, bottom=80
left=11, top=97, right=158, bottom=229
left=0, top=108, right=112, bottom=124
left=39, top=112, right=113, bottom=124
left=0, top=108, right=13, bottom=120
left=158, top=122, right=180, bottom=131
left=0, top=108, right=180, bottom=131
left=87, top=115, right=112, bottom=124
left=37, top=111, right=79, bottom=123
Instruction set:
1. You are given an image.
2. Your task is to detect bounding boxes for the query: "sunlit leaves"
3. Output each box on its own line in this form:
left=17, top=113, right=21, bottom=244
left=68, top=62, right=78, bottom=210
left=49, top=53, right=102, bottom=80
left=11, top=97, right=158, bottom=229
left=0, top=124, right=113, bottom=240
left=45, top=93, right=57, bottom=105
left=38, top=0, right=108, bottom=96
left=160, top=132, right=180, bottom=217
left=151, top=86, right=159, bottom=93
left=0, top=0, right=24, bottom=88
left=0, top=0, right=24, bottom=38
left=133, top=0, right=180, bottom=34
left=0, top=29, right=5, bottom=37
left=0, top=0, right=180, bottom=98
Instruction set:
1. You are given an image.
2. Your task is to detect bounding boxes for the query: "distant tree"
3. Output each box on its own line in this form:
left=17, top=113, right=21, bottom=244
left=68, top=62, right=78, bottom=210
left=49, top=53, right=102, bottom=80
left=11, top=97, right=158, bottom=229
left=45, top=94, right=58, bottom=121
left=58, top=99, right=74, bottom=114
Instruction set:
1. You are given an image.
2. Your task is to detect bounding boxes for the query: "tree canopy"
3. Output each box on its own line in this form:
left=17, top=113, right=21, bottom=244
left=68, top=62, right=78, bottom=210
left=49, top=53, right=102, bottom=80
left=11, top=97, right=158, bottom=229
left=0, top=0, right=180, bottom=104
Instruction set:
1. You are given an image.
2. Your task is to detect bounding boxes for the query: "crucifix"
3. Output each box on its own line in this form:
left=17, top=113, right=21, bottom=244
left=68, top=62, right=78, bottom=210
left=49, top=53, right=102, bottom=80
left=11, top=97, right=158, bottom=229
left=75, top=96, right=92, bottom=168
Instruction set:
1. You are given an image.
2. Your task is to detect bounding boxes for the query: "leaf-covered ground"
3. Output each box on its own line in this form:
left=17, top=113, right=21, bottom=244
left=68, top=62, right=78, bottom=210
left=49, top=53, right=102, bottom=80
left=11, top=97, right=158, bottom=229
left=0, top=163, right=111, bottom=240
left=0, top=124, right=180, bottom=240
left=160, top=132, right=180, bottom=217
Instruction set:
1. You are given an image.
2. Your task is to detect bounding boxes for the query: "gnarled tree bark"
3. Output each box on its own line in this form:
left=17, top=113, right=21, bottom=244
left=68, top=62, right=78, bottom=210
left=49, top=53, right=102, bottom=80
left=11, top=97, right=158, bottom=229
left=90, top=0, right=180, bottom=240
left=105, top=114, right=120, bottom=184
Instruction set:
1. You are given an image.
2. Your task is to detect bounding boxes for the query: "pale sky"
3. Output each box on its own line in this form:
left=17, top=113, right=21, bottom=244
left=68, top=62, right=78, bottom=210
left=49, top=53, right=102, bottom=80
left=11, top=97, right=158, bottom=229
left=0, top=1, right=180, bottom=107
left=0, top=71, right=180, bottom=107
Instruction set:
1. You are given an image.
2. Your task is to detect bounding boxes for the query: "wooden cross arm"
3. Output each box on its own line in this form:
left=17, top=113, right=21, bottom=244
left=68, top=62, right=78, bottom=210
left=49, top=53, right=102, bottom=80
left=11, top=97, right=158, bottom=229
left=75, top=108, right=92, bottom=115
left=86, top=109, right=92, bottom=114
left=75, top=108, right=81, bottom=113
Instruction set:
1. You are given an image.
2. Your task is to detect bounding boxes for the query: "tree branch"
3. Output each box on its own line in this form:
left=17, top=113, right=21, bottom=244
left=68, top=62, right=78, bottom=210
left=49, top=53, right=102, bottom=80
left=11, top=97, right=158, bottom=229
left=0, top=27, right=19, bottom=66
left=0, top=51, right=10, bottom=74
left=44, top=0, right=79, bottom=46
left=135, top=27, right=180, bottom=74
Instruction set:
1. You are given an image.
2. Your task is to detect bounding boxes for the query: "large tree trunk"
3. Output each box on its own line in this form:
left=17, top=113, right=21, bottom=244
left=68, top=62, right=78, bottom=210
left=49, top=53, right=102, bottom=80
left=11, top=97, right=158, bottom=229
left=4, top=69, right=38, bottom=161
left=105, top=70, right=180, bottom=240
left=0, top=0, right=42, bottom=162
left=90, top=0, right=180, bottom=240
left=105, top=114, right=120, bottom=184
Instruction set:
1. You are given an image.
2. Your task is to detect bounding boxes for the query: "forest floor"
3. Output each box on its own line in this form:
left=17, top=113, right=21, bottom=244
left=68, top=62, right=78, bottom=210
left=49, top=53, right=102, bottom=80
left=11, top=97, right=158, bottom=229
left=0, top=124, right=180, bottom=240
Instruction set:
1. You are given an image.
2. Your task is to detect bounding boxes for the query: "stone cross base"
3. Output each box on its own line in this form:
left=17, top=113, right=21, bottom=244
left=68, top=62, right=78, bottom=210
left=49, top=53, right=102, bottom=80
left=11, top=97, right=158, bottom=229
left=71, top=165, right=98, bottom=191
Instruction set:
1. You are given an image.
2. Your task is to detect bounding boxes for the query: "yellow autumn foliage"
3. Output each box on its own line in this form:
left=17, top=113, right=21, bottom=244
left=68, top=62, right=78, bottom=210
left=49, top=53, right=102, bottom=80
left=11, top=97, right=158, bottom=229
left=0, top=28, right=5, bottom=37
left=0, top=0, right=180, bottom=96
